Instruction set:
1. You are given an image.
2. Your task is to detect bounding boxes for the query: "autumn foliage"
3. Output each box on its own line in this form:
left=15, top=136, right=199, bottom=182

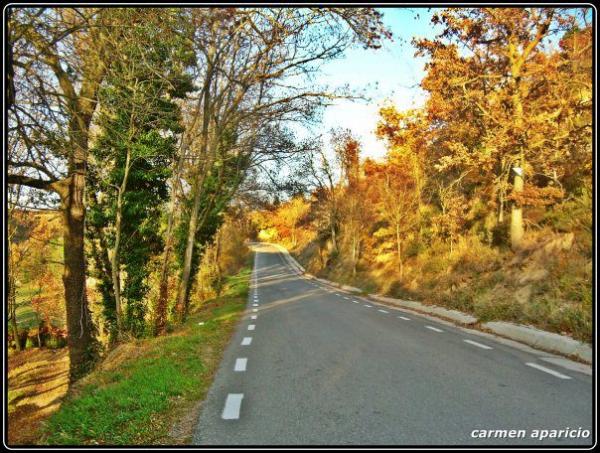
left=253, top=8, right=592, bottom=342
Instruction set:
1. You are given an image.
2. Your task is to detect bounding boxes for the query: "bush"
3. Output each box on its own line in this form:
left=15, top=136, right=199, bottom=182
left=45, top=335, right=67, bottom=349
left=491, top=221, right=510, bottom=247
left=452, top=236, right=500, bottom=274
left=404, top=238, right=425, bottom=258
left=25, top=336, right=38, bottom=349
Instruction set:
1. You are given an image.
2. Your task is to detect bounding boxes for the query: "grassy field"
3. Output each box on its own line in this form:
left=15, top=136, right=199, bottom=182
left=8, top=266, right=250, bottom=446
left=15, top=286, right=43, bottom=328
left=14, top=220, right=65, bottom=330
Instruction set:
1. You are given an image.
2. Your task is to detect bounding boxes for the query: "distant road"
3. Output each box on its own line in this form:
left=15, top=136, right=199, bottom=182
left=193, top=243, right=593, bottom=446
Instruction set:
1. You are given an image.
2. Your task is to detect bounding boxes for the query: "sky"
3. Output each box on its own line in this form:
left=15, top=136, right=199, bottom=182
left=312, top=7, right=442, bottom=160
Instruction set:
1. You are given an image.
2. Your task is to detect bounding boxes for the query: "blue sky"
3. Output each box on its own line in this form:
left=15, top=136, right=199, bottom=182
left=313, top=7, right=442, bottom=160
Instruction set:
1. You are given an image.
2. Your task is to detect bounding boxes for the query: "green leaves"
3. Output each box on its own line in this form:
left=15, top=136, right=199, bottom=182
left=87, top=10, right=193, bottom=338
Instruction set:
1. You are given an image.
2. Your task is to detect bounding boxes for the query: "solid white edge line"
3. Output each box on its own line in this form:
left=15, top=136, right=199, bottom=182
left=241, top=337, right=252, bottom=346
left=526, top=362, right=572, bottom=379
left=222, top=393, right=244, bottom=419
left=234, top=358, right=248, bottom=372
left=463, top=339, right=493, bottom=350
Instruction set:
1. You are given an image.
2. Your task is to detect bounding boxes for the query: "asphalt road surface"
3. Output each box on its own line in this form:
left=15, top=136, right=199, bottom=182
left=193, top=243, right=593, bottom=446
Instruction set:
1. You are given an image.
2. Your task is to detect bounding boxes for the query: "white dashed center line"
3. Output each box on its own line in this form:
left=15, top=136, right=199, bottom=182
left=343, top=297, right=350, bottom=300
left=398, top=316, right=410, bottom=320
left=222, top=393, right=244, bottom=419
left=526, top=362, right=571, bottom=379
left=252, top=303, right=259, bottom=307
left=378, top=309, right=389, bottom=314
left=353, top=300, right=360, bottom=304
left=248, top=324, right=255, bottom=331
left=241, top=337, right=252, bottom=346
left=252, top=308, right=258, bottom=312
left=364, top=304, right=372, bottom=308
left=425, top=325, right=444, bottom=333
left=234, top=358, right=247, bottom=372
left=463, top=339, right=493, bottom=350
left=251, top=315, right=257, bottom=320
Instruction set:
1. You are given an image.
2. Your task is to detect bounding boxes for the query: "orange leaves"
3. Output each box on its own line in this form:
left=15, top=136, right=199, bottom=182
left=330, top=128, right=361, bottom=186
left=30, top=271, right=65, bottom=327
left=375, top=106, right=428, bottom=164
left=508, top=185, right=565, bottom=207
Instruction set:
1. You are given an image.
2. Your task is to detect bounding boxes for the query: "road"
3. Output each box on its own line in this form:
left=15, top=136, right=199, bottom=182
left=193, top=243, right=593, bottom=446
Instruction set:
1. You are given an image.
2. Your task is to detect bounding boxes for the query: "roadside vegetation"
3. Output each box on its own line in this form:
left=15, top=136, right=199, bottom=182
left=10, top=264, right=250, bottom=446
left=8, top=7, right=388, bottom=380
left=7, top=6, right=591, bottom=446
left=250, top=9, right=592, bottom=343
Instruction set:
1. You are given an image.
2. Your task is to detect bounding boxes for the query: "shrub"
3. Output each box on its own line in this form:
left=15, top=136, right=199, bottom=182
left=45, top=335, right=67, bottom=349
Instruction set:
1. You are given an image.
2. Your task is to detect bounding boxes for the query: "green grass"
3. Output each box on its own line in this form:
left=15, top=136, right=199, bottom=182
left=15, top=285, right=39, bottom=329
left=42, top=267, right=251, bottom=446
left=14, top=284, right=65, bottom=330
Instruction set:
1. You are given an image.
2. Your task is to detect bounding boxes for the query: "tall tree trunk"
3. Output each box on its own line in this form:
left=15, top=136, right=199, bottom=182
left=61, top=171, right=98, bottom=382
left=155, top=76, right=209, bottom=334
left=508, top=39, right=528, bottom=251
left=10, top=315, right=21, bottom=351
left=8, top=268, right=21, bottom=351
left=397, top=225, right=404, bottom=278
left=396, top=221, right=402, bottom=272
left=510, top=168, right=524, bottom=249
left=175, top=179, right=203, bottom=321
left=110, top=148, right=131, bottom=337
left=330, top=211, right=337, bottom=252
left=154, top=198, right=178, bottom=334
left=175, top=53, right=215, bottom=322
left=214, top=229, right=223, bottom=297
left=352, top=233, right=358, bottom=277
left=154, top=132, right=190, bottom=335
left=155, top=221, right=176, bottom=334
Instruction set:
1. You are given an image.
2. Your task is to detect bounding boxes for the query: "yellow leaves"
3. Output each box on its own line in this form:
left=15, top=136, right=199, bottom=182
left=376, top=106, right=427, bottom=152
left=276, top=196, right=311, bottom=229
left=373, top=227, right=394, bottom=239
left=374, top=251, right=395, bottom=264
left=257, top=228, right=278, bottom=242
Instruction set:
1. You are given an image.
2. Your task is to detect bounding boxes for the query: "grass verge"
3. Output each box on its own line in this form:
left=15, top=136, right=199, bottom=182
left=38, top=266, right=250, bottom=446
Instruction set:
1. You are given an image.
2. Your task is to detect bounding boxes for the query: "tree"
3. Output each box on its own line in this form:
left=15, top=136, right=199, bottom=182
left=171, top=7, right=391, bottom=322
left=276, top=196, right=311, bottom=248
left=306, top=146, right=342, bottom=254
left=86, top=8, right=193, bottom=340
left=7, top=185, right=36, bottom=351
left=374, top=107, right=428, bottom=272
left=414, top=7, right=589, bottom=250
left=364, top=155, right=419, bottom=277
left=8, top=7, right=114, bottom=379
left=332, top=129, right=365, bottom=276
